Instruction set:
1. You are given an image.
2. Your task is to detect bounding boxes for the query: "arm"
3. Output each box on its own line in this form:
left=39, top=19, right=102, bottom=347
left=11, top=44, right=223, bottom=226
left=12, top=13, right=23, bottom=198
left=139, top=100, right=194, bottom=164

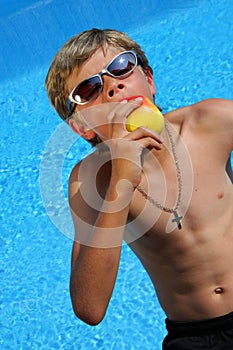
left=69, top=161, right=134, bottom=325
left=69, top=101, right=163, bottom=325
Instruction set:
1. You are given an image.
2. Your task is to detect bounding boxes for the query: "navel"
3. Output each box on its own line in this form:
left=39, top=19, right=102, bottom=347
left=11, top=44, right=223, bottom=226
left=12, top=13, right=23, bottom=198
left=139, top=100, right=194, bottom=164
left=214, top=287, right=224, bottom=294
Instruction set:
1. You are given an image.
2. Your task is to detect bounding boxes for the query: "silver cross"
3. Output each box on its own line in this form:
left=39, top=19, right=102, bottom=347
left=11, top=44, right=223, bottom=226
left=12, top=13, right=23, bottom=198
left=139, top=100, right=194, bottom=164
left=172, top=211, right=183, bottom=230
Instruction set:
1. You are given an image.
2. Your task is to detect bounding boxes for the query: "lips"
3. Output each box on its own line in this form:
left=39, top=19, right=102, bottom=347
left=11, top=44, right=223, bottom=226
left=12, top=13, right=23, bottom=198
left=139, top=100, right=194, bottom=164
left=122, top=95, right=143, bottom=102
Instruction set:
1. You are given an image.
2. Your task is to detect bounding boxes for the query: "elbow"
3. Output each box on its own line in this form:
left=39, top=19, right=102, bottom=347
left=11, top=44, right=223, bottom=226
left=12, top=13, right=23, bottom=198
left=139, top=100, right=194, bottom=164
left=71, top=301, right=107, bottom=326
left=73, top=309, right=106, bottom=326
left=69, top=271, right=108, bottom=325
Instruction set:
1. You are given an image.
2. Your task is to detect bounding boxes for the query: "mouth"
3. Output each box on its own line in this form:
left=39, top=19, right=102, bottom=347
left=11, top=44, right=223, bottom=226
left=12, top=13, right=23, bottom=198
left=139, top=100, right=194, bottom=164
left=119, top=95, right=144, bottom=103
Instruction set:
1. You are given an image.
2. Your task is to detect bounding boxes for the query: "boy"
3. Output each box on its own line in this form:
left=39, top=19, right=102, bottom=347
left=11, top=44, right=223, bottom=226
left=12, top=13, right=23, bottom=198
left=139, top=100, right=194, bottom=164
left=46, top=28, right=233, bottom=349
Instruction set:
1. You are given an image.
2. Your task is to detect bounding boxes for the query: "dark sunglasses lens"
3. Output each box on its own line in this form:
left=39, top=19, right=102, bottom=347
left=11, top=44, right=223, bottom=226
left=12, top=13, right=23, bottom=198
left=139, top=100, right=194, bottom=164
left=72, top=76, right=102, bottom=103
left=108, top=52, right=136, bottom=76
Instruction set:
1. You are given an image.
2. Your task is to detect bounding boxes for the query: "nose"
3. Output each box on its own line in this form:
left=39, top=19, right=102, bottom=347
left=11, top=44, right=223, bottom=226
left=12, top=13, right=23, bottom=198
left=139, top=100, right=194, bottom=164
left=103, top=76, right=126, bottom=101
left=108, top=83, right=125, bottom=98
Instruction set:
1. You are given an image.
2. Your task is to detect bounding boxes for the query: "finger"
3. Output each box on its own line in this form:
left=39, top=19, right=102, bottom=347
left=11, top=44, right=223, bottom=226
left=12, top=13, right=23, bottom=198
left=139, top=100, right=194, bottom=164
left=107, top=99, right=143, bottom=137
left=109, top=98, right=143, bottom=122
left=125, top=126, right=163, bottom=144
left=137, top=136, right=163, bottom=150
left=107, top=98, right=143, bottom=124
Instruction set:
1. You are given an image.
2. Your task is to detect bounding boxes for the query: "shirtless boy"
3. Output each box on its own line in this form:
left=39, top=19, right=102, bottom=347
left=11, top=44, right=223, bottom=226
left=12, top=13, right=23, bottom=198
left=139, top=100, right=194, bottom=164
left=45, top=28, right=233, bottom=349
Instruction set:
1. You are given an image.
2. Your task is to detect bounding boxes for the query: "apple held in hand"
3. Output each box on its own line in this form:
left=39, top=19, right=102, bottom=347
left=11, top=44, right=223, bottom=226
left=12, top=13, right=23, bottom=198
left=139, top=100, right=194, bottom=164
left=126, top=96, right=164, bottom=134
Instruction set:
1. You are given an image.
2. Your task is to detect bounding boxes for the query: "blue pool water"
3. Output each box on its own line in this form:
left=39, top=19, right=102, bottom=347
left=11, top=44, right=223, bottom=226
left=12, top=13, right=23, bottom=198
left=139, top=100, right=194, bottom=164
left=1, top=0, right=233, bottom=349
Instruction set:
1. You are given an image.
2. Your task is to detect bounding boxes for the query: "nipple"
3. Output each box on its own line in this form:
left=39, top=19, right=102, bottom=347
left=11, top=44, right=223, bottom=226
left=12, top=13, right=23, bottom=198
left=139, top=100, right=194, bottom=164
left=126, top=96, right=165, bottom=134
left=217, top=191, right=224, bottom=199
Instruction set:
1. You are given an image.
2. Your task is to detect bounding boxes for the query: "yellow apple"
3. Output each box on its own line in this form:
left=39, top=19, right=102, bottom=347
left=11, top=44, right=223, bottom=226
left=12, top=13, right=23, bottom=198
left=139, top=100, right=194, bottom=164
left=126, top=96, right=164, bottom=134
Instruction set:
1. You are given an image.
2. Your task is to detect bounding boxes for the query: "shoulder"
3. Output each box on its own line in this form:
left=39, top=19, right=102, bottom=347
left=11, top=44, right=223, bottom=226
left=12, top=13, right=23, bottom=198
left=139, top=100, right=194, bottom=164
left=68, top=160, right=82, bottom=197
left=189, top=98, right=233, bottom=119
left=68, top=152, right=95, bottom=199
left=166, top=98, right=233, bottom=132
left=166, top=98, right=233, bottom=117
left=189, top=98, right=233, bottom=135
left=68, top=151, right=95, bottom=195
left=68, top=148, right=111, bottom=199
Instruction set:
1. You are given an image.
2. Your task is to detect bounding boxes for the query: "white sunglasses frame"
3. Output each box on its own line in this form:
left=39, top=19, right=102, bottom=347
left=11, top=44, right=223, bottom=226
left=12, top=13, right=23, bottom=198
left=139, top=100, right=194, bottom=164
left=66, top=50, right=142, bottom=116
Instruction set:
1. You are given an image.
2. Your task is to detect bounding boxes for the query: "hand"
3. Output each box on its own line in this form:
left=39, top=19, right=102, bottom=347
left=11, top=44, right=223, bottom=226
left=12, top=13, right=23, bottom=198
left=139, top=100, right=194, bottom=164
left=103, top=100, right=163, bottom=188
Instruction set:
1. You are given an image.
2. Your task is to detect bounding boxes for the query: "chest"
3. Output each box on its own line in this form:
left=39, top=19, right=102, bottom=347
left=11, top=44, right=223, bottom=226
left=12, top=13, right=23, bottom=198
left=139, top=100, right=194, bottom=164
left=128, top=147, right=232, bottom=237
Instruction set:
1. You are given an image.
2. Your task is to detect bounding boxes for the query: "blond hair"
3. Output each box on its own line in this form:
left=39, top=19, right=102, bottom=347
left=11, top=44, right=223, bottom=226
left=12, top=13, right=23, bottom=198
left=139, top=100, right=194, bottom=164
left=45, top=28, right=153, bottom=146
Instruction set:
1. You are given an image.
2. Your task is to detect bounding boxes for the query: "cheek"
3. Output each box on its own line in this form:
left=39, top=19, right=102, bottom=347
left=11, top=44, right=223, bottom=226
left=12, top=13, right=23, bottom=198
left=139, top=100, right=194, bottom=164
left=77, top=103, right=109, bottom=132
left=133, top=70, right=155, bottom=98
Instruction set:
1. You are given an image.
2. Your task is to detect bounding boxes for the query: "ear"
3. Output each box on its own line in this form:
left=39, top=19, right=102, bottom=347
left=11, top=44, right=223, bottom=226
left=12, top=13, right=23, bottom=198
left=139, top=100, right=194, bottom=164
left=146, top=69, right=156, bottom=95
left=68, top=118, right=96, bottom=140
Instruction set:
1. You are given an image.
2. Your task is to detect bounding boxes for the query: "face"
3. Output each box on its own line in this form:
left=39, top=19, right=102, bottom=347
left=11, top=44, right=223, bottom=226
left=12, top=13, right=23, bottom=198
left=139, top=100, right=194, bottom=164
left=67, top=46, right=156, bottom=140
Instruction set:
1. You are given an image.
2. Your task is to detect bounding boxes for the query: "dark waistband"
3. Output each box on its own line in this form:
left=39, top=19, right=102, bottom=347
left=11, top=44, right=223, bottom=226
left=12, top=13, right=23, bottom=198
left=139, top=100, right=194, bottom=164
left=165, top=311, right=233, bottom=338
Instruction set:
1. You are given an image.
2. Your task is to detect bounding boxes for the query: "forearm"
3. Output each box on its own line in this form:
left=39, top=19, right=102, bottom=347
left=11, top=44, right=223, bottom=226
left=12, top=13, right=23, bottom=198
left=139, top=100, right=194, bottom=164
left=70, top=180, right=134, bottom=325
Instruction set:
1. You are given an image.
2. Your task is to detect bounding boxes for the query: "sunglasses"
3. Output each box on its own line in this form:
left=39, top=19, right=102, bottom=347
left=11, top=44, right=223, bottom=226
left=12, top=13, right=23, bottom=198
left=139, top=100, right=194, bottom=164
left=66, top=50, right=143, bottom=116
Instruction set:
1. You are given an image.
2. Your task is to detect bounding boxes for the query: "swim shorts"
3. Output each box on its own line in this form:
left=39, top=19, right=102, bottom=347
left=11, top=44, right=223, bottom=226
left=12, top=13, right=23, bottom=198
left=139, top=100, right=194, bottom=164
left=162, top=311, right=233, bottom=349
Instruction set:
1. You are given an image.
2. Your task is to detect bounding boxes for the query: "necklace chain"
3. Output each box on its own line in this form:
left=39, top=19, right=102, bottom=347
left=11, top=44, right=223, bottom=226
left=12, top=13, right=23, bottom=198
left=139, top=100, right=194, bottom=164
left=136, top=120, right=183, bottom=229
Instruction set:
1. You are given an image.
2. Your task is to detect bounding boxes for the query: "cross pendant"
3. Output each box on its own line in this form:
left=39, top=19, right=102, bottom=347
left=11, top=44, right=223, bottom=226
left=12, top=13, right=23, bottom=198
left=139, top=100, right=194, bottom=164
left=172, top=211, right=183, bottom=230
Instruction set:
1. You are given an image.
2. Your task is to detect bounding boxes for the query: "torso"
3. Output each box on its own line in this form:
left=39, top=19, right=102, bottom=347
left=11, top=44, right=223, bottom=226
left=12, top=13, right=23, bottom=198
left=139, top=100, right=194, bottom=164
left=76, top=101, right=233, bottom=322
left=127, top=108, right=233, bottom=321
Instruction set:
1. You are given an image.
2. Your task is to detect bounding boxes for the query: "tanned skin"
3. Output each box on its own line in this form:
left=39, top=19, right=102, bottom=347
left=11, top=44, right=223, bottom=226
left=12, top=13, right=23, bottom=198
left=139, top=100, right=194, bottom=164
left=67, top=47, right=233, bottom=326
